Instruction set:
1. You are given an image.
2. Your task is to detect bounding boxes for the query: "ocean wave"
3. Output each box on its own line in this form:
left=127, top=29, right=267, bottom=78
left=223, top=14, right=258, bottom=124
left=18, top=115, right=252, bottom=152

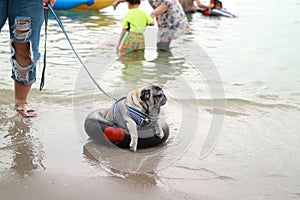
left=170, top=97, right=300, bottom=117
left=223, top=98, right=300, bottom=111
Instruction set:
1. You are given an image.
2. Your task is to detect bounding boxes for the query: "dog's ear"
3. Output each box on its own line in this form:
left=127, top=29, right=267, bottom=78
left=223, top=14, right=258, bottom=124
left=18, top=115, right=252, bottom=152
left=140, top=89, right=151, bottom=101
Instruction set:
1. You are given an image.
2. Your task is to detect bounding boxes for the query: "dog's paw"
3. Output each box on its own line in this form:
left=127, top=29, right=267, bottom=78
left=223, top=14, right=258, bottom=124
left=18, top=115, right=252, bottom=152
left=129, top=139, right=138, bottom=152
left=155, top=131, right=164, bottom=139
left=129, top=146, right=137, bottom=152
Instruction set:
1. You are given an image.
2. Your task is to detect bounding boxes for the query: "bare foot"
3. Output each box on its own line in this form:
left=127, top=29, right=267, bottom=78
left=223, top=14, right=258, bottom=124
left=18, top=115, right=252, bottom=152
left=15, top=100, right=28, bottom=112
left=15, top=102, right=37, bottom=117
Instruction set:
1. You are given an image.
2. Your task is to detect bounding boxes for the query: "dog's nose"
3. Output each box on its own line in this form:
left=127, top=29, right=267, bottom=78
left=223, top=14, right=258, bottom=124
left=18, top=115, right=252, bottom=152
left=161, top=95, right=167, bottom=106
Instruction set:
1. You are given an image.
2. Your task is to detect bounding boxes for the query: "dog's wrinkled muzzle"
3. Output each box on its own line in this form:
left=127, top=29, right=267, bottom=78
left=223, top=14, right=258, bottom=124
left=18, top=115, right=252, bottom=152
left=160, top=95, right=167, bottom=106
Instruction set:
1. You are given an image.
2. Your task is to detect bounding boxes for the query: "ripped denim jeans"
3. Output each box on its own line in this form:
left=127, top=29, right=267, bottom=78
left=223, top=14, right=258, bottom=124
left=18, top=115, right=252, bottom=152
left=0, top=0, right=44, bottom=85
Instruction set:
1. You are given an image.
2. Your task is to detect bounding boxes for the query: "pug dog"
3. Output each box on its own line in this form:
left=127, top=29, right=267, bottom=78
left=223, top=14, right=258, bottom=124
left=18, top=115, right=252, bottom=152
left=105, top=85, right=167, bottom=152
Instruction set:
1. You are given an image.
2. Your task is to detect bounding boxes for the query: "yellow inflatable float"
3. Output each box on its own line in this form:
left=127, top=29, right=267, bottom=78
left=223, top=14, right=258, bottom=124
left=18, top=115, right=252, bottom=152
left=53, top=0, right=115, bottom=10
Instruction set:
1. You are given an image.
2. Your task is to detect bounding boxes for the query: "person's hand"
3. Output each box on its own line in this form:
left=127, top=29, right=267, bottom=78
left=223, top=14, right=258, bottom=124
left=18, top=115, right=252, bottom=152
left=150, top=13, right=155, bottom=18
left=112, top=0, right=120, bottom=10
left=150, top=4, right=170, bottom=18
left=112, top=0, right=126, bottom=10
left=43, top=0, right=56, bottom=9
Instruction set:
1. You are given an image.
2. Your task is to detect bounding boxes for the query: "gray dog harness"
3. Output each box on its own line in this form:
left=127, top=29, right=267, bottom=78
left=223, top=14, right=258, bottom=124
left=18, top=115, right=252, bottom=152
left=112, top=97, right=158, bottom=128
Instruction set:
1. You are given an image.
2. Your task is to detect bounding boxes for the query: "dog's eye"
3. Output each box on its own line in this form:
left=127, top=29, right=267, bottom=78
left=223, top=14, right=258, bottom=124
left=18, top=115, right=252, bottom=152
left=155, top=94, right=163, bottom=98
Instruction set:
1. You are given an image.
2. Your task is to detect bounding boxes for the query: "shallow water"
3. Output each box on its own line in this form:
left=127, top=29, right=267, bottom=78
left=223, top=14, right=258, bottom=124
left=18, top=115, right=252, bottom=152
left=1, top=0, right=300, bottom=199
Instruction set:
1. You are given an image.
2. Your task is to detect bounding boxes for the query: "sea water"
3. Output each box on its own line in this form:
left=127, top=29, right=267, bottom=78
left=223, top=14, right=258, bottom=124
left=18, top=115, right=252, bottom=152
left=0, top=0, right=299, bottom=199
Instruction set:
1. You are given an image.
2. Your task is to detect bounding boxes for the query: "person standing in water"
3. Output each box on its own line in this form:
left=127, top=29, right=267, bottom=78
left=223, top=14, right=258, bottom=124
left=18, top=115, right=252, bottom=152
left=117, top=0, right=154, bottom=53
left=113, top=0, right=190, bottom=51
left=0, top=0, right=56, bottom=117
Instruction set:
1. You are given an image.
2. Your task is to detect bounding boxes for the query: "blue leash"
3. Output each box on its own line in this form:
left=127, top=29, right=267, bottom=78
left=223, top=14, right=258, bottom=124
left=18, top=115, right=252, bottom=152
left=42, top=3, right=117, bottom=101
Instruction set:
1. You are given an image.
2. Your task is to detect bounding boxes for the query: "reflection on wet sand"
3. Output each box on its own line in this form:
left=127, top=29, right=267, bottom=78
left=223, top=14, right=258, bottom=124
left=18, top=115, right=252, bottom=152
left=119, top=49, right=185, bottom=87
left=83, top=140, right=167, bottom=173
left=120, top=51, right=146, bottom=85
left=118, top=49, right=181, bottom=90
left=83, top=141, right=159, bottom=185
left=0, top=109, right=44, bottom=176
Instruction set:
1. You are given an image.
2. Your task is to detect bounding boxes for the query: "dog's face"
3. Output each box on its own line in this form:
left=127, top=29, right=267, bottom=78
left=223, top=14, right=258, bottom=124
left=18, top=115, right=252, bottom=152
left=140, top=85, right=167, bottom=106
left=129, top=85, right=167, bottom=116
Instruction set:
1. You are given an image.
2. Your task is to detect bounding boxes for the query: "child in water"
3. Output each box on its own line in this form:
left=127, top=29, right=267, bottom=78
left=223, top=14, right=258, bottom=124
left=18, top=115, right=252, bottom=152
left=117, top=0, right=154, bottom=53
left=212, top=0, right=236, bottom=17
left=203, top=0, right=236, bottom=18
left=214, top=0, right=223, bottom=9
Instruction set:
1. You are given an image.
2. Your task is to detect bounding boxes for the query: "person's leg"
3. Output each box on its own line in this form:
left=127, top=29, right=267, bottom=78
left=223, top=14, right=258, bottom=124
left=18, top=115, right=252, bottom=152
left=8, top=0, right=44, bottom=111
left=135, top=33, right=145, bottom=51
left=15, top=82, right=31, bottom=110
left=13, top=42, right=32, bottom=110
left=156, top=28, right=171, bottom=51
left=121, top=32, right=136, bottom=54
left=157, top=41, right=171, bottom=51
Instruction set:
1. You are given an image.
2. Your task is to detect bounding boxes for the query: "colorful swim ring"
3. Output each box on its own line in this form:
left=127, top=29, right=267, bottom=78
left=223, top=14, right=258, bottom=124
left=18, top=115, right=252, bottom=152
left=84, top=109, right=169, bottom=149
left=53, top=0, right=115, bottom=10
